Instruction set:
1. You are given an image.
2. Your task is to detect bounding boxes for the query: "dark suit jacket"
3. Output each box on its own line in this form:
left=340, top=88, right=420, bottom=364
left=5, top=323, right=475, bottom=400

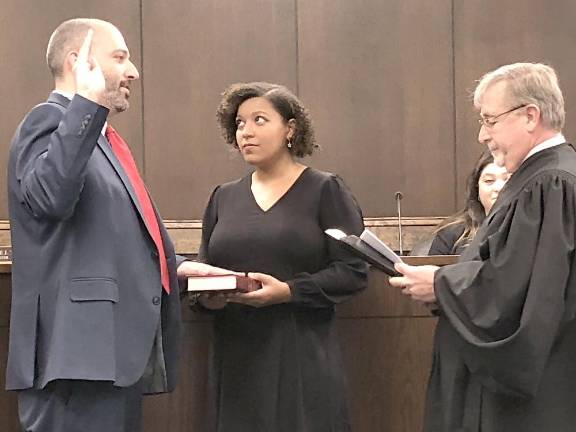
left=6, top=92, right=181, bottom=393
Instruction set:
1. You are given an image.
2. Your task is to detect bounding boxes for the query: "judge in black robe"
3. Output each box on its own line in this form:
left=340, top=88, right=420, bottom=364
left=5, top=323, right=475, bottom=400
left=429, top=142, right=576, bottom=431
left=390, top=63, right=576, bottom=431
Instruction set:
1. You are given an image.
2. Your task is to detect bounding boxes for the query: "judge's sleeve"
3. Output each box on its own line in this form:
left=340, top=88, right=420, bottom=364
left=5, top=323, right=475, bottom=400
left=434, top=173, right=576, bottom=398
left=288, top=174, right=369, bottom=308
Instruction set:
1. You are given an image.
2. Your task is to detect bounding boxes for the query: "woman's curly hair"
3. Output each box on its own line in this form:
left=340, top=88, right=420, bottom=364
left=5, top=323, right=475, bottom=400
left=216, top=82, right=317, bottom=158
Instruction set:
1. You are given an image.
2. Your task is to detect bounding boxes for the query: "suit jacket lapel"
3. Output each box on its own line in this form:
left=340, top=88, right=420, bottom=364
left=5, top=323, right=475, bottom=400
left=97, top=134, right=148, bottom=229
left=48, top=92, right=152, bottom=241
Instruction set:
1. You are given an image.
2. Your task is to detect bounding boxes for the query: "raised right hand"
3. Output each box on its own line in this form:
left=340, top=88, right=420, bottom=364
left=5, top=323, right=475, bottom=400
left=73, top=29, right=106, bottom=104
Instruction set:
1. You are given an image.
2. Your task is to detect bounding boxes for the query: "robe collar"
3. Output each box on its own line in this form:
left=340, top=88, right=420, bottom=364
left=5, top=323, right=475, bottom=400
left=523, top=133, right=565, bottom=163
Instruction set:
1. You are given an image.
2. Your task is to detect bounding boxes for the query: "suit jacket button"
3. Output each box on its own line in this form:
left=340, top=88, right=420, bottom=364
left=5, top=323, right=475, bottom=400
left=151, top=250, right=159, bottom=259
left=152, top=296, right=161, bottom=305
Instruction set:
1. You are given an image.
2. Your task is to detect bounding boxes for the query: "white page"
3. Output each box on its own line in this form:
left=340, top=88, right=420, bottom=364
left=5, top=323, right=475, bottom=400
left=359, top=229, right=403, bottom=264
left=324, top=228, right=347, bottom=240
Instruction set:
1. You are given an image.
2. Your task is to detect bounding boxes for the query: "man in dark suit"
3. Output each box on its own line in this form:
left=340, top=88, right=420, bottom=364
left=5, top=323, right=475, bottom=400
left=6, top=18, right=222, bottom=432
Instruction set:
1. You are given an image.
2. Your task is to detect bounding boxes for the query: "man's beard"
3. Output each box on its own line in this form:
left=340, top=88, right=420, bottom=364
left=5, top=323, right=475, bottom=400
left=102, top=75, right=130, bottom=114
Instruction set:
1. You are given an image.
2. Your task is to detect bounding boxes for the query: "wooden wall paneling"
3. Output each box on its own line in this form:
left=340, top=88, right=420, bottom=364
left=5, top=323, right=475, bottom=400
left=0, top=327, right=19, bottom=432
left=297, top=0, right=455, bottom=217
left=141, top=0, right=299, bottom=219
left=0, top=2, right=53, bottom=221
left=338, top=317, right=437, bottom=432
left=0, top=217, right=447, bottom=255
left=453, top=0, right=576, bottom=207
left=338, top=269, right=431, bottom=318
left=142, top=318, right=214, bottom=432
left=0, top=274, right=18, bottom=432
left=0, top=274, right=10, bottom=328
left=338, top=256, right=457, bottom=319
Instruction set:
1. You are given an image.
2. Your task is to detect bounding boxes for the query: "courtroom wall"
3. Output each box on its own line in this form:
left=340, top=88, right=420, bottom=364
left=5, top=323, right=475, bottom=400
left=1, top=0, right=575, bottom=220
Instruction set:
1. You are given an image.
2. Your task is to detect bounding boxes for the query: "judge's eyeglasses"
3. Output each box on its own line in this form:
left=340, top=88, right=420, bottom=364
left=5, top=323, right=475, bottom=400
left=478, top=104, right=528, bottom=129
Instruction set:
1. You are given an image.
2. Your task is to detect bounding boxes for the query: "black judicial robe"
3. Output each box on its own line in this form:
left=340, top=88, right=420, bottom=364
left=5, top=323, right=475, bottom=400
left=427, top=143, right=576, bottom=432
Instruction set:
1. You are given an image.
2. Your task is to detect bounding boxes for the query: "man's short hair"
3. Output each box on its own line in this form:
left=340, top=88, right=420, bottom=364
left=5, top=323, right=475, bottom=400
left=45, top=18, right=104, bottom=79
left=473, top=62, right=565, bottom=131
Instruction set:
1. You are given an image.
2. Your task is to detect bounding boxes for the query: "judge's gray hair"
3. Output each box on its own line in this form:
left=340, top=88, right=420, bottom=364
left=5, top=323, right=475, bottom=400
left=473, top=62, right=565, bottom=131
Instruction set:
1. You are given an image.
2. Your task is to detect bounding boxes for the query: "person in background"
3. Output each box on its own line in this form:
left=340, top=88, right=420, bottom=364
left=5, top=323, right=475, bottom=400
left=197, top=82, right=368, bottom=432
left=427, top=151, right=509, bottom=255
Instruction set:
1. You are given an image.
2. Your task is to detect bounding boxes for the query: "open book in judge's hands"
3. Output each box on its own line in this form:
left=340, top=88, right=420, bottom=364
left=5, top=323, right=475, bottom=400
left=187, top=274, right=262, bottom=293
left=325, top=228, right=403, bottom=276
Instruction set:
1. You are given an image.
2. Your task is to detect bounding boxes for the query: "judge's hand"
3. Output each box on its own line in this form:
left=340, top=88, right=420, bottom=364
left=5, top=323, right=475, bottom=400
left=73, top=29, right=106, bottom=105
left=226, top=272, right=292, bottom=308
left=177, top=261, right=239, bottom=310
left=389, top=263, right=439, bottom=303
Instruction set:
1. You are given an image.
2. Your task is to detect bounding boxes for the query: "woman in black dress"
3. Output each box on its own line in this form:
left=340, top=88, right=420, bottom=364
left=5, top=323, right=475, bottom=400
left=428, top=151, right=509, bottom=255
left=197, top=82, right=368, bottom=432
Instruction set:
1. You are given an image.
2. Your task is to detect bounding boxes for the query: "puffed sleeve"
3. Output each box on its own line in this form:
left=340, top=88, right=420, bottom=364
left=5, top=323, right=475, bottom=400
left=287, top=174, right=369, bottom=308
left=434, top=172, right=576, bottom=398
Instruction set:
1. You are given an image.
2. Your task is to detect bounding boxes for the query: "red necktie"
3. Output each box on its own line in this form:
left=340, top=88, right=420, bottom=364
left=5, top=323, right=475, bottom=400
left=106, top=125, right=170, bottom=294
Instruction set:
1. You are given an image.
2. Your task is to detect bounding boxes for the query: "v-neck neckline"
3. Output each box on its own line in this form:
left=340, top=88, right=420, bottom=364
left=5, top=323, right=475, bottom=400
left=249, top=167, right=310, bottom=213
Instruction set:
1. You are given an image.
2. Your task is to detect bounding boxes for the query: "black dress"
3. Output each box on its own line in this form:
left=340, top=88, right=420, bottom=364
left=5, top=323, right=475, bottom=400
left=199, top=167, right=368, bottom=432
left=428, top=223, right=466, bottom=255
left=427, top=144, right=576, bottom=431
